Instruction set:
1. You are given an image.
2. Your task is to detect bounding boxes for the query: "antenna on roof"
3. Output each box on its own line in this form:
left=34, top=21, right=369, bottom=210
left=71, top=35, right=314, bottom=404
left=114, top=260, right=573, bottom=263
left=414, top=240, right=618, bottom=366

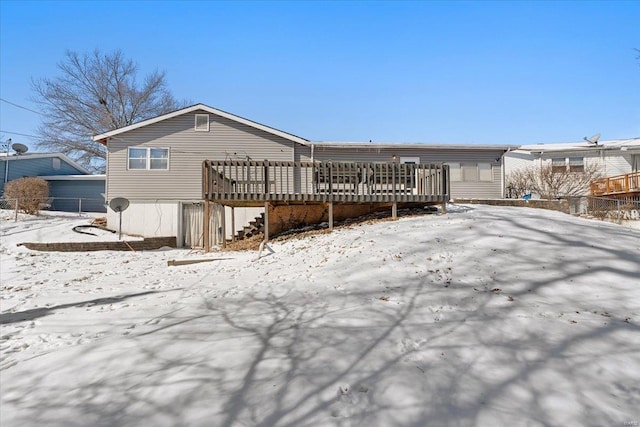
left=584, top=133, right=600, bottom=145
left=11, top=143, right=29, bottom=154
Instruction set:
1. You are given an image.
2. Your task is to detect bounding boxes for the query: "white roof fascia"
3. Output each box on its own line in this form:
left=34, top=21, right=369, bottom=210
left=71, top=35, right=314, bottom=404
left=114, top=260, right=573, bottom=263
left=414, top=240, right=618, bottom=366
left=519, top=138, right=640, bottom=154
left=92, top=104, right=310, bottom=146
left=0, top=153, right=90, bottom=175
left=38, top=174, right=105, bottom=181
left=311, top=142, right=517, bottom=151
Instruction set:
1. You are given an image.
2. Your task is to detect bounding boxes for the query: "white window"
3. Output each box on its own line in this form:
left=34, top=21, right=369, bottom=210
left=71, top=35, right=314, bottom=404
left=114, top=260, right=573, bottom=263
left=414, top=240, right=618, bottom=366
left=568, top=157, right=584, bottom=173
left=462, top=163, right=478, bottom=182
left=128, top=147, right=169, bottom=170
left=448, top=163, right=461, bottom=182
left=633, top=154, right=640, bottom=172
left=195, top=114, right=210, bottom=132
left=52, top=158, right=61, bottom=170
left=551, top=157, right=566, bottom=173
left=478, top=163, right=493, bottom=181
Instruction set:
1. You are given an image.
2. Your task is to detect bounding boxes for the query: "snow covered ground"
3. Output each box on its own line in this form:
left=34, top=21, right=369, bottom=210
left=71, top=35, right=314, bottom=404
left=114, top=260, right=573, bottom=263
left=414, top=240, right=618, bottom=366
left=1, top=205, right=639, bottom=427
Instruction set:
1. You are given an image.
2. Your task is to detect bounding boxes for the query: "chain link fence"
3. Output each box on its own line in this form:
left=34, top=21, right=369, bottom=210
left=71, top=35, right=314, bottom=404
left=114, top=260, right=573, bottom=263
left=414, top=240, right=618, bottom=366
left=0, top=197, right=106, bottom=221
left=567, top=196, right=640, bottom=228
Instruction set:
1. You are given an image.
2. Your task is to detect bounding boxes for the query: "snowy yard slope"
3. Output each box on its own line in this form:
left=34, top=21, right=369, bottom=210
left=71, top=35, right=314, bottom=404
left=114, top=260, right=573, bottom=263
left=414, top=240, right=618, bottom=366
left=1, top=205, right=639, bottom=426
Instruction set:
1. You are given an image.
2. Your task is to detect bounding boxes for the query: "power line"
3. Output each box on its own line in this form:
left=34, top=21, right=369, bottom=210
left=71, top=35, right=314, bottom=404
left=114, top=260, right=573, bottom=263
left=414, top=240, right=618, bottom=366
left=0, top=98, right=42, bottom=115
left=0, top=130, right=40, bottom=139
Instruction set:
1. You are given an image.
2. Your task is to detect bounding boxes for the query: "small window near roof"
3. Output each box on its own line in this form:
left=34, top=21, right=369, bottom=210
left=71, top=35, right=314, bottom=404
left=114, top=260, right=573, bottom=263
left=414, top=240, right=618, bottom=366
left=195, top=114, right=210, bottom=132
left=52, top=158, right=61, bottom=170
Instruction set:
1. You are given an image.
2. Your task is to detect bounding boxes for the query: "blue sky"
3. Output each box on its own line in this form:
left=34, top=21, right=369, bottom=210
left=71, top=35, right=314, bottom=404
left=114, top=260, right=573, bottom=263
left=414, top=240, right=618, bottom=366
left=1, top=1, right=639, bottom=152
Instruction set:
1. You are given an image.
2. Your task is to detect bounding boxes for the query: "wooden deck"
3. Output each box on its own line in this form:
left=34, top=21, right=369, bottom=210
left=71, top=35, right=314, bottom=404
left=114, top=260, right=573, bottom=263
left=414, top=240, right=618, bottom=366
left=203, top=160, right=450, bottom=205
left=202, top=160, right=450, bottom=250
left=590, top=172, right=640, bottom=198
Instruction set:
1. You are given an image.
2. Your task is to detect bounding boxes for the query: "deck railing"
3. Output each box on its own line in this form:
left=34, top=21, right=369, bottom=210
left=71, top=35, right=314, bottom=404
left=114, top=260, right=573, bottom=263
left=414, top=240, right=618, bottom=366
left=203, top=160, right=449, bottom=203
left=590, top=171, right=640, bottom=196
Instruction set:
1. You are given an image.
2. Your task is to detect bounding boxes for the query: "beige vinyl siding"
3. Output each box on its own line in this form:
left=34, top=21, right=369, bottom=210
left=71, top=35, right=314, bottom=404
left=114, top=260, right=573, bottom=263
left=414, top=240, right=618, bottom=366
left=602, top=151, right=634, bottom=176
left=107, top=110, right=297, bottom=200
left=312, top=145, right=505, bottom=198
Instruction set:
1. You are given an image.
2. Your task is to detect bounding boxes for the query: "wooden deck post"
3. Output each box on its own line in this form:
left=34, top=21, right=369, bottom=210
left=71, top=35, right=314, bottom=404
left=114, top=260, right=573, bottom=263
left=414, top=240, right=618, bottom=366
left=220, top=203, right=226, bottom=249
left=328, top=201, right=334, bottom=230
left=392, top=202, right=397, bottom=219
left=231, top=206, right=235, bottom=242
left=203, top=201, right=210, bottom=252
left=264, top=201, right=269, bottom=242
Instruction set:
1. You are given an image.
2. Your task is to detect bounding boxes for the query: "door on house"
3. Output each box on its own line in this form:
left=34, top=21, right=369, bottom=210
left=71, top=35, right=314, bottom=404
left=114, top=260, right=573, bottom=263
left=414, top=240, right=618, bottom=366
left=633, top=154, right=640, bottom=172
left=182, top=202, right=224, bottom=248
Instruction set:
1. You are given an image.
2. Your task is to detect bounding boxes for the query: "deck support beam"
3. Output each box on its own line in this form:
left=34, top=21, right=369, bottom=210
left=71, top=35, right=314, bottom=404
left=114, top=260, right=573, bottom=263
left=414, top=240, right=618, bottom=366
left=203, top=201, right=210, bottom=252
left=328, top=201, right=334, bottom=230
left=441, top=200, right=447, bottom=214
left=392, top=202, right=397, bottom=219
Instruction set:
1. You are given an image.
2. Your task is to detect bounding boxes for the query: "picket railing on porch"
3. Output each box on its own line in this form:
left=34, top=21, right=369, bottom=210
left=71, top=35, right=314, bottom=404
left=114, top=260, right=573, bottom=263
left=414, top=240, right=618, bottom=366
left=203, top=160, right=449, bottom=204
left=590, top=171, right=640, bottom=197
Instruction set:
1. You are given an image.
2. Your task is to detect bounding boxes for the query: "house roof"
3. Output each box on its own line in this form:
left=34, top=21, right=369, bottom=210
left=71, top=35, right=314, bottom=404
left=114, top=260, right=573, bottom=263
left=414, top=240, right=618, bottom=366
left=92, top=103, right=311, bottom=146
left=516, top=137, right=640, bottom=154
left=0, top=152, right=90, bottom=174
left=311, top=141, right=517, bottom=151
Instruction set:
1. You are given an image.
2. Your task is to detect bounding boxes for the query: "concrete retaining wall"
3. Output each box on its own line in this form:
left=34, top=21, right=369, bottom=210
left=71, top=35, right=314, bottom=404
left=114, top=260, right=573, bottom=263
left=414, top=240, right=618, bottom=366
left=453, top=198, right=569, bottom=213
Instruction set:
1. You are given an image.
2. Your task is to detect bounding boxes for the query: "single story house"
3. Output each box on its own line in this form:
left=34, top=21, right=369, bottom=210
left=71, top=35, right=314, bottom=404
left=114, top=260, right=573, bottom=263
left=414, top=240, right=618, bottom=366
left=0, top=152, right=106, bottom=212
left=93, top=103, right=515, bottom=247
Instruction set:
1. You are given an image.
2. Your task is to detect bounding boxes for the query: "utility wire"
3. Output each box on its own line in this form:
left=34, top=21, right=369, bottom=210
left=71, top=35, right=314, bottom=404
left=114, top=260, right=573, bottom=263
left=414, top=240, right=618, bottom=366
left=0, top=130, right=40, bottom=139
left=0, top=98, right=42, bottom=115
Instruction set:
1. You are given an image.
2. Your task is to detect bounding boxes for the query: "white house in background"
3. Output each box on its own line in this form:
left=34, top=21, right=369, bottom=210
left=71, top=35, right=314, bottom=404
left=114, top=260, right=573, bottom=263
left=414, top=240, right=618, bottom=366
left=504, top=137, right=640, bottom=193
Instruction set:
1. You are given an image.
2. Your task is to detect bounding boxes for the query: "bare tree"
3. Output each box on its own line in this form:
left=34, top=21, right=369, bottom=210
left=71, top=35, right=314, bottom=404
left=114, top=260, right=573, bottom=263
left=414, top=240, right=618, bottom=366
left=506, top=162, right=603, bottom=199
left=32, top=50, right=184, bottom=172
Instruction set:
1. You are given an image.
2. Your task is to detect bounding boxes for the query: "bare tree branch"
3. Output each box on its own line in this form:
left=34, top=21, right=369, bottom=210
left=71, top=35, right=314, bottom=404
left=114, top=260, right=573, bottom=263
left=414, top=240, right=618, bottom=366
left=506, top=162, right=603, bottom=199
left=31, top=49, right=185, bottom=172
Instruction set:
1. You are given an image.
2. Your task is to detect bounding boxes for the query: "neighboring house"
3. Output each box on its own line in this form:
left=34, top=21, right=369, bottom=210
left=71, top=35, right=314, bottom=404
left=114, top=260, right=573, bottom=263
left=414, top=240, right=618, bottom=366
left=0, top=152, right=106, bottom=212
left=504, top=138, right=640, bottom=196
left=93, top=103, right=515, bottom=247
left=505, top=137, right=640, bottom=175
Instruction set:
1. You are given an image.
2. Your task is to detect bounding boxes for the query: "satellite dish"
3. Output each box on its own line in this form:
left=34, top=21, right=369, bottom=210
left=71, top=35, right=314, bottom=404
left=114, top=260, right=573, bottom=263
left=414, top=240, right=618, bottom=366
left=584, top=133, right=601, bottom=145
left=108, top=197, right=130, bottom=240
left=109, top=197, right=130, bottom=213
left=11, top=143, right=28, bottom=154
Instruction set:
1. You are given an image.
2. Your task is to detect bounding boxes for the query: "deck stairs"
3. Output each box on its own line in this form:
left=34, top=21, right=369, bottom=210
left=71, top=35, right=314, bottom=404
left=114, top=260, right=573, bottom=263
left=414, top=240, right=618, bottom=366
left=233, top=212, right=265, bottom=241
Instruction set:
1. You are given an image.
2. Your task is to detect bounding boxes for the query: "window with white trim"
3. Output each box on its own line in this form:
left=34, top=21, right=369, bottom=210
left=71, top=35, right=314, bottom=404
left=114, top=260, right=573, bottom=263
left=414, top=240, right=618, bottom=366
left=551, top=157, right=566, bottom=173
left=568, top=157, right=584, bottom=172
left=462, top=163, right=478, bottom=182
left=449, top=163, right=461, bottom=182
left=478, top=163, right=493, bottom=181
left=128, top=147, right=169, bottom=170
left=195, top=114, right=210, bottom=132
left=52, top=158, right=61, bottom=170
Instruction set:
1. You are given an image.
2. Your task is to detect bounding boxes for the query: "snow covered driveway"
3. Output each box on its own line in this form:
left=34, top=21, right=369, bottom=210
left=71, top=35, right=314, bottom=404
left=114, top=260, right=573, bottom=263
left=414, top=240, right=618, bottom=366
left=1, top=205, right=639, bottom=426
